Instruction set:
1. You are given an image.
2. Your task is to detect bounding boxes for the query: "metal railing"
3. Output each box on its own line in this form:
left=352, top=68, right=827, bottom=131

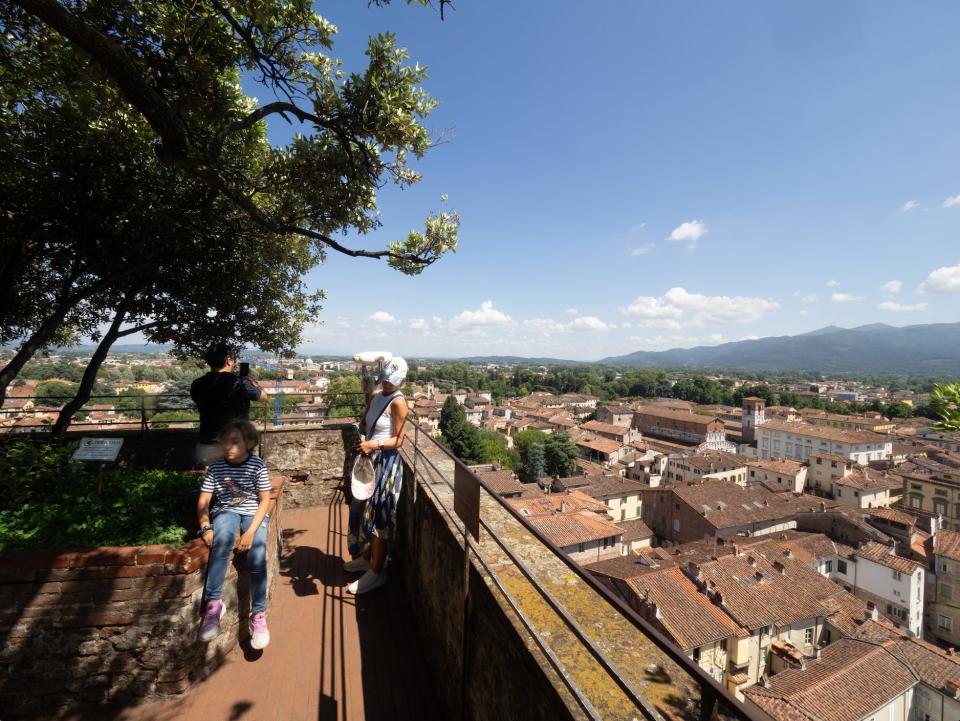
left=400, top=421, right=763, bottom=721
left=0, top=391, right=368, bottom=434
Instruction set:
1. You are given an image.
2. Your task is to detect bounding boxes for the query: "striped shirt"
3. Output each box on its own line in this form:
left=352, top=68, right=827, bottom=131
left=201, top=454, right=272, bottom=516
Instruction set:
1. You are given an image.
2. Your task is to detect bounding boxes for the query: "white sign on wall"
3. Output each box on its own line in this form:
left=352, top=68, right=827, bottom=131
left=72, top=437, right=124, bottom=462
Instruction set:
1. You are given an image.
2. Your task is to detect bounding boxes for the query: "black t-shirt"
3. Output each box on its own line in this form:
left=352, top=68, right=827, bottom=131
left=190, top=372, right=261, bottom=443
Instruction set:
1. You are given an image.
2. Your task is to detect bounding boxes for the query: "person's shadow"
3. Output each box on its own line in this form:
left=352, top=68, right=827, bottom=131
left=280, top=543, right=348, bottom=597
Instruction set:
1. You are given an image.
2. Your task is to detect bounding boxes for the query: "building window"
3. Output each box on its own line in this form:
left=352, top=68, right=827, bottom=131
left=824, top=560, right=833, bottom=573
left=837, top=488, right=842, bottom=497
left=672, top=519, right=680, bottom=532
left=693, top=647, right=701, bottom=662
left=837, top=560, right=848, bottom=574
left=578, top=543, right=585, bottom=553
left=893, top=570, right=902, bottom=581
left=804, top=628, right=814, bottom=646
left=939, top=615, right=953, bottom=632
left=942, top=583, right=953, bottom=601
left=621, top=509, right=626, bottom=521
left=910, top=496, right=922, bottom=509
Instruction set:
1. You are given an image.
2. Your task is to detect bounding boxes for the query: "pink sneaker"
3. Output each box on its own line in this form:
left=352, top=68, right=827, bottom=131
left=250, top=612, right=270, bottom=650
left=200, top=599, right=224, bottom=642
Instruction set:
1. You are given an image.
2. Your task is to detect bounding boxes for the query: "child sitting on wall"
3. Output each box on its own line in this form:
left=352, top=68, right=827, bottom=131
left=196, top=420, right=273, bottom=649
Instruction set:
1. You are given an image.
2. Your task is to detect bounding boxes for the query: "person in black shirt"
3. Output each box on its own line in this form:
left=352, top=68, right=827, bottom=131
left=190, top=344, right=266, bottom=465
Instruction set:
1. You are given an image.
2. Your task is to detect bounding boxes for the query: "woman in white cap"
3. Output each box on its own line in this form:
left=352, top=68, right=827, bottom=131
left=345, top=356, right=409, bottom=594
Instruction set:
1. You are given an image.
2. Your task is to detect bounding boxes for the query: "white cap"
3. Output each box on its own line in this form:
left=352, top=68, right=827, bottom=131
left=378, top=356, right=408, bottom=386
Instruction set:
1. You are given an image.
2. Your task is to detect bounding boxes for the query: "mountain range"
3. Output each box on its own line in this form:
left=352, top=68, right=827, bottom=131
left=598, top=322, right=960, bottom=374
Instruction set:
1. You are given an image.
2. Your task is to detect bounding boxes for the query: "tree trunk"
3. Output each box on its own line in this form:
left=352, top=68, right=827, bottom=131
left=51, top=299, right=132, bottom=437
left=0, top=297, right=80, bottom=408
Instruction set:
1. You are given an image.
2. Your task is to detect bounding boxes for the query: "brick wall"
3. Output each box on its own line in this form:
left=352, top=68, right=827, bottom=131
left=0, top=478, right=284, bottom=718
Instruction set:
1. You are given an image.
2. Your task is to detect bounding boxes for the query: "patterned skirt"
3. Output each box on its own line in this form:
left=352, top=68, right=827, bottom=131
left=361, top=449, right=403, bottom=542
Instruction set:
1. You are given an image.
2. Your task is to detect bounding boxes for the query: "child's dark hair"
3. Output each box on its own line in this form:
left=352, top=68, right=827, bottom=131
left=204, top=343, right=231, bottom=370
left=218, top=420, right=259, bottom=448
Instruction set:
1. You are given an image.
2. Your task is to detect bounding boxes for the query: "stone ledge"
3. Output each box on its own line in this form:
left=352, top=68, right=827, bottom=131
left=0, top=475, right=286, bottom=718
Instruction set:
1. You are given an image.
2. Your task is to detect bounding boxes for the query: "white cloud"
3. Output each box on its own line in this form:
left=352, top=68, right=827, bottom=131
left=431, top=315, right=442, bottom=325
left=367, top=311, right=398, bottom=324
left=918, top=263, right=960, bottom=294
left=663, top=287, right=780, bottom=325
left=523, top=318, right=566, bottom=335
left=799, top=309, right=808, bottom=316
left=623, top=287, right=779, bottom=328
left=668, top=220, right=708, bottom=247
left=408, top=318, right=430, bottom=331
left=448, top=300, right=513, bottom=332
left=739, top=335, right=760, bottom=341
left=826, top=280, right=841, bottom=288
left=630, top=243, right=656, bottom=257
left=705, top=333, right=724, bottom=344
left=878, top=301, right=928, bottom=312
left=623, top=296, right=684, bottom=321
left=569, top=316, right=611, bottom=332
left=881, top=280, right=902, bottom=294
left=900, top=200, right=919, bottom=213
left=565, top=308, right=579, bottom=315
left=943, top=195, right=960, bottom=209
left=831, top=293, right=861, bottom=303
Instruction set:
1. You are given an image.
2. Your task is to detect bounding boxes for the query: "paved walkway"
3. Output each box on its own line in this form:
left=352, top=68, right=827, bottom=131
left=109, top=501, right=439, bottom=721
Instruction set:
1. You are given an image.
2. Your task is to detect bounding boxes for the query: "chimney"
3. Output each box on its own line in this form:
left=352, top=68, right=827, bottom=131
left=491, top=462, right=500, bottom=471
left=946, top=680, right=960, bottom=699
left=755, top=571, right=764, bottom=582
left=773, top=560, right=786, bottom=574
left=783, top=549, right=793, bottom=559
left=949, top=648, right=956, bottom=657
left=560, top=501, right=569, bottom=513
left=931, top=516, right=939, bottom=538
left=819, top=502, right=826, bottom=512
left=865, top=602, right=878, bottom=621
left=733, top=544, right=741, bottom=557
left=746, top=555, right=756, bottom=567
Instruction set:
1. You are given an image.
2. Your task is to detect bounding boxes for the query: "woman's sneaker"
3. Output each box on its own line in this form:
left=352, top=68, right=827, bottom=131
left=343, top=556, right=370, bottom=573
left=347, top=569, right=387, bottom=595
left=250, top=612, right=270, bottom=650
left=200, top=600, right=225, bottom=642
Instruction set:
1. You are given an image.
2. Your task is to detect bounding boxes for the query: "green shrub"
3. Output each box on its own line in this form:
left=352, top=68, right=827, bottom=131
left=0, top=440, right=196, bottom=550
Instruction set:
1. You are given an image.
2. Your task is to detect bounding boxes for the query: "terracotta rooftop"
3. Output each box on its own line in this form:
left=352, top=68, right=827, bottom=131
left=935, top=528, right=960, bottom=562
left=866, top=506, right=920, bottom=527
left=634, top=404, right=720, bottom=427
left=854, top=618, right=960, bottom=693
left=580, top=420, right=633, bottom=437
left=694, top=541, right=845, bottom=630
left=655, top=480, right=838, bottom=530
left=508, top=490, right=609, bottom=517
left=575, top=436, right=624, bottom=455
left=524, top=510, right=625, bottom=548
left=616, top=517, right=654, bottom=542
left=835, top=467, right=899, bottom=492
left=675, top=450, right=747, bottom=473
left=628, top=567, right=744, bottom=651
left=743, top=638, right=917, bottom=721
left=746, top=458, right=806, bottom=475
left=758, top=420, right=889, bottom=446
left=855, top=542, right=922, bottom=574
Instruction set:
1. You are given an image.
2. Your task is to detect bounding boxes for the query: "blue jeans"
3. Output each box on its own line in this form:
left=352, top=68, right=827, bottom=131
left=204, top=511, right=269, bottom=613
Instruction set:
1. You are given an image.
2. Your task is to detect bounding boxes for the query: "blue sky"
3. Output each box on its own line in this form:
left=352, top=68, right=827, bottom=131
left=263, top=2, right=960, bottom=360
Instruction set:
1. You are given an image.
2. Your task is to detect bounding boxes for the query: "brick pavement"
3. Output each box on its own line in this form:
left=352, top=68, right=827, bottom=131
left=100, top=501, right=438, bottom=721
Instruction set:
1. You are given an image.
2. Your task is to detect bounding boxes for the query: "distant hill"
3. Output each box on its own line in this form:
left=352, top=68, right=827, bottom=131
left=600, top=322, right=960, bottom=374
left=455, top=355, right=587, bottom=366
